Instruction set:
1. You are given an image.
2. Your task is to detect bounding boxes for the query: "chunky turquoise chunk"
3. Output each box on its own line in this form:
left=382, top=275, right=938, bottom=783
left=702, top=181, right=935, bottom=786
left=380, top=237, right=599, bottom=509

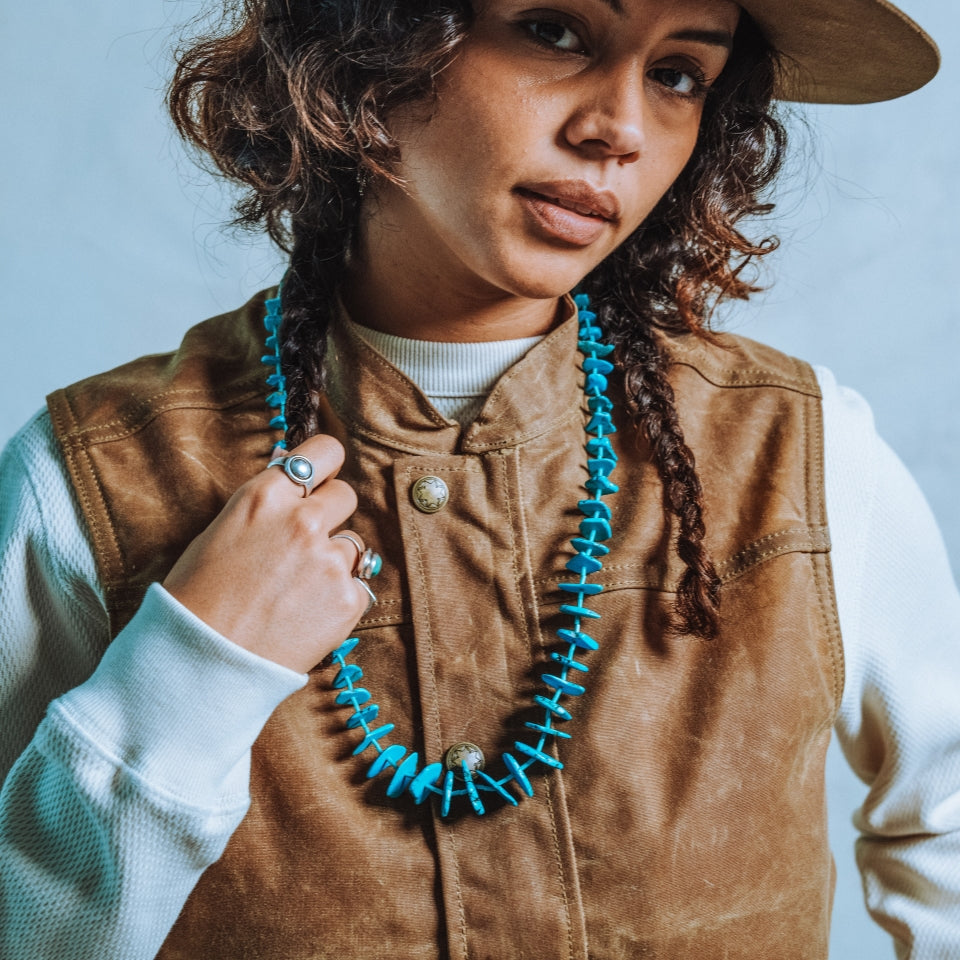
left=476, top=771, right=519, bottom=806
left=524, top=721, right=572, bottom=740
left=551, top=651, right=589, bottom=672
left=266, top=391, right=286, bottom=409
left=367, top=743, right=406, bottom=777
left=582, top=357, right=614, bottom=375
left=585, top=372, right=608, bottom=394
left=542, top=673, right=587, bottom=696
left=441, top=769, right=455, bottom=817
left=570, top=537, right=609, bottom=557
left=580, top=323, right=602, bottom=340
left=578, top=498, right=611, bottom=520
left=335, top=686, right=370, bottom=706
left=265, top=373, right=286, bottom=389
left=585, top=475, right=619, bottom=495
left=558, top=581, right=603, bottom=596
left=557, top=627, right=599, bottom=651
left=578, top=339, right=615, bottom=357
left=573, top=293, right=590, bottom=309
left=332, top=636, right=360, bottom=659
left=352, top=723, right=396, bottom=756
left=586, top=413, right=617, bottom=435
left=579, top=517, right=612, bottom=541
left=386, top=752, right=420, bottom=797
left=462, top=763, right=485, bottom=815
left=265, top=334, right=279, bottom=351
left=269, top=416, right=287, bottom=430
left=408, top=762, right=444, bottom=804
left=333, top=664, right=363, bottom=689
left=260, top=354, right=280, bottom=367
left=565, top=553, right=602, bottom=575
left=587, top=394, right=614, bottom=412
left=534, top=694, right=572, bottom=720
left=346, top=704, right=380, bottom=728
left=502, top=752, right=535, bottom=797
left=559, top=602, right=601, bottom=619
left=513, top=740, right=564, bottom=769
left=587, top=457, right=617, bottom=477
left=586, top=437, right=616, bottom=459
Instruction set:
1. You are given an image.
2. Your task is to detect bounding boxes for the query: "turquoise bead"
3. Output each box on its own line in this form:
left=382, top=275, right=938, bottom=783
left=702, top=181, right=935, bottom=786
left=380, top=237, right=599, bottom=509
left=578, top=339, right=615, bottom=357
left=534, top=694, right=572, bottom=720
left=333, top=663, right=363, bottom=688
left=580, top=323, right=602, bottom=339
left=587, top=394, right=614, bottom=412
left=502, top=752, right=535, bottom=797
left=559, top=602, right=601, bottom=619
left=557, top=627, right=599, bottom=651
left=583, top=357, right=614, bottom=375
left=269, top=416, right=287, bottom=430
left=462, top=762, right=485, bottom=815
left=386, top=752, right=420, bottom=797
left=586, top=373, right=608, bottom=393
left=352, top=723, right=396, bottom=756
left=578, top=498, right=611, bottom=519
left=332, top=637, right=360, bottom=659
left=585, top=475, right=619, bottom=495
left=558, top=581, right=603, bottom=596
left=265, top=334, right=278, bottom=351
left=550, top=651, right=589, bottom=672
left=441, top=769, right=455, bottom=817
left=586, top=436, right=616, bottom=459
left=408, top=762, right=444, bottom=804
left=586, top=413, right=617, bottom=434
left=570, top=537, right=609, bottom=557
left=346, top=704, right=380, bottom=728
left=565, top=553, right=602, bottom=575
left=260, top=354, right=280, bottom=366
left=265, top=373, right=286, bottom=389
left=475, top=771, right=519, bottom=806
left=524, top=721, right=572, bottom=740
left=367, top=743, right=407, bottom=777
left=513, top=741, right=564, bottom=769
left=587, top=456, right=617, bottom=477
left=579, top=517, right=612, bottom=540
left=573, top=293, right=590, bottom=309
left=542, top=674, right=587, bottom=696
left=266, top=391, right=286, bottom=409
left=335, top=686, right=370, bottom=706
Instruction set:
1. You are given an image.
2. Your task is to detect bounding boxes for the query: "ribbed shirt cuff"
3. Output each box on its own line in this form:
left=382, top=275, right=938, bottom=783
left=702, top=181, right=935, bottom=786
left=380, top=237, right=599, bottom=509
left=50, top=583, right=307, bottom=806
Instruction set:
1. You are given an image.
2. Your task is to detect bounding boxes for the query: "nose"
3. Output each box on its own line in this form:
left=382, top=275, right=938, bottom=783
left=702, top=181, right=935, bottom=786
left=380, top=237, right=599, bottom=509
left=562, top=67, right=644, bottom=164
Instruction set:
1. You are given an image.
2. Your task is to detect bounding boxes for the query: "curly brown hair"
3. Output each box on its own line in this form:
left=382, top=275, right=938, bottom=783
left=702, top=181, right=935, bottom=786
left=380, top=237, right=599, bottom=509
left=169, top=0, right=787, bottom=640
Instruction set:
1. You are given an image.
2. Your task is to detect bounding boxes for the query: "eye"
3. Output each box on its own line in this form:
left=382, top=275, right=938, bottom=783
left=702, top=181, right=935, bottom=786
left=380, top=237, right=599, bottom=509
left=649, top=66, right=707, bottom=98
left=523, top=19, right=585, bottom=54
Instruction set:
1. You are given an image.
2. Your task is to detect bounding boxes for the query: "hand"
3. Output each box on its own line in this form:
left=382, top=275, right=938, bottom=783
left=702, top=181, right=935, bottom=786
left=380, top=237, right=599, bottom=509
left=163, top=435, right=370, bottom=673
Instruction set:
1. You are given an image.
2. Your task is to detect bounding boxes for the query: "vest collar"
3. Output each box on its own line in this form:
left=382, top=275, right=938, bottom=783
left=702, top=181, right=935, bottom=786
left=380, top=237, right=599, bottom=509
left=322, top=295, right=583, bottom=455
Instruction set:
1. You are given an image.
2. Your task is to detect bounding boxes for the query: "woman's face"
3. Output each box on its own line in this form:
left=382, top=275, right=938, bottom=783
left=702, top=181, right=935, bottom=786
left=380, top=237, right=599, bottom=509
left=366, top=0, right=740, bottom=303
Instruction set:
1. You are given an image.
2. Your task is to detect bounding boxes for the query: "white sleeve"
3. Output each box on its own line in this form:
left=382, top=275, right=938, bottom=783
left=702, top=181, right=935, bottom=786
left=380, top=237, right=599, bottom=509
left=819, top=367, right=960, bottom=959
left=0, top=411, right=307, bottom=960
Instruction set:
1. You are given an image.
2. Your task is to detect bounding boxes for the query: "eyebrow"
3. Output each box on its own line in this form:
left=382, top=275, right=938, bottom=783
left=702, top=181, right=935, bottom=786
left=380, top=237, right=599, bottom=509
left=666, top=28, right=735, bottom=51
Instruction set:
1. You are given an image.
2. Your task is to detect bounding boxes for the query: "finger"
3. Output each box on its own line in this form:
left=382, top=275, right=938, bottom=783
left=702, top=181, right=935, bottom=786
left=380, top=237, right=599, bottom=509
left=353, top=577, right=377, bottom=616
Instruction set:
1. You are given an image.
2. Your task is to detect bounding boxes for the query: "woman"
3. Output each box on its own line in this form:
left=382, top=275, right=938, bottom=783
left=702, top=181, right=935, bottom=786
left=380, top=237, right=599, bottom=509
left=1, top=0, right=956, bottom=957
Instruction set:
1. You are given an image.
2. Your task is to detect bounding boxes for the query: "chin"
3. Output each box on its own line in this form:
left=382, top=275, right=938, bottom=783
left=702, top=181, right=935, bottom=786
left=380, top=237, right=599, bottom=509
left=498, top=253, right=600, bottom=300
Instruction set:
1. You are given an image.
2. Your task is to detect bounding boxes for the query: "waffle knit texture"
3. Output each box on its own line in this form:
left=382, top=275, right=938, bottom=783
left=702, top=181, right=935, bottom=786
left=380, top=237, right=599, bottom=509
left=0, top=351, right=958, bottom=958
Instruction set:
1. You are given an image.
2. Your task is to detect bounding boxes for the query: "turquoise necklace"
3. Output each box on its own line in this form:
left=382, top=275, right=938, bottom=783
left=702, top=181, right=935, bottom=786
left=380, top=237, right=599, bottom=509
left=261, top=291, right=618, bottom=816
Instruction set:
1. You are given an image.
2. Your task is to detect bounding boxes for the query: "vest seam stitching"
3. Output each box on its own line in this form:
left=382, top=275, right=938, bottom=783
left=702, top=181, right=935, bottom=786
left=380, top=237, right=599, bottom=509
left=504, top=448, right=577, bottom=960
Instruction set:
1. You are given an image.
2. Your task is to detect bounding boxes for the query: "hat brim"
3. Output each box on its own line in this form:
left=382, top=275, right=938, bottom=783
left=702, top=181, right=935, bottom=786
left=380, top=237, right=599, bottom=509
left=740, top=0, right=940, bottom=103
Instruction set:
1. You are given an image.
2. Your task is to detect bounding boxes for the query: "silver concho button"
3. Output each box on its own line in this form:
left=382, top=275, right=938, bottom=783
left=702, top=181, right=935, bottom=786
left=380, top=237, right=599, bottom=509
left=444, top=742, right=485, bottom=778
left=411, top=475, right=449, bottom=514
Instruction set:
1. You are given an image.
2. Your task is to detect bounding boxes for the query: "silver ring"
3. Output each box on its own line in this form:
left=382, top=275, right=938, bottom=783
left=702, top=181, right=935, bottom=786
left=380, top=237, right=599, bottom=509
left=357, top=548, right=382, bottom=580
left=267, top=454, right=315, bottom=497
left=354, top=577, right=377, bottom=614
left=331, top=533, right=364, bottom=562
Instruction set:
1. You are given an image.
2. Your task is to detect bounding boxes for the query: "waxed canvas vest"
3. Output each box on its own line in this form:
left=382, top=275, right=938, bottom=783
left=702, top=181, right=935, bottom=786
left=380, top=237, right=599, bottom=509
left=48, top=290, right=843, bottom=960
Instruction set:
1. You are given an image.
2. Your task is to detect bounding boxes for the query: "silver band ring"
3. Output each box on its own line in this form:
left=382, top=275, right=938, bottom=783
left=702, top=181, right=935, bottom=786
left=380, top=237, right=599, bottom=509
left=354, top=577, right=377, bottom=614
left=267, top=454, right=316, bottom=497
left=331, top=533, right=364, bottom=562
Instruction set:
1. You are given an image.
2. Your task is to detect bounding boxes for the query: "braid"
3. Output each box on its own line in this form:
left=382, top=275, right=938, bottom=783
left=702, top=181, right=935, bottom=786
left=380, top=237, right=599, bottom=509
left=591, top=291, right=721, bottom=641
left=280, top=177, right=360, bottom=447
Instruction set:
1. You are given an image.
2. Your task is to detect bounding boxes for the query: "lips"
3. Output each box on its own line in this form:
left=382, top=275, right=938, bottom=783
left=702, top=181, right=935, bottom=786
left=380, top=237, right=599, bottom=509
left=515, top=180, right=620, bottom=246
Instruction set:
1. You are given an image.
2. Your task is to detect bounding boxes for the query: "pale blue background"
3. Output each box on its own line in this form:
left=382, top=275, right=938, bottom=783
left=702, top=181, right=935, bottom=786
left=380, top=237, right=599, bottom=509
left=1, top=1, right=957, bottom=956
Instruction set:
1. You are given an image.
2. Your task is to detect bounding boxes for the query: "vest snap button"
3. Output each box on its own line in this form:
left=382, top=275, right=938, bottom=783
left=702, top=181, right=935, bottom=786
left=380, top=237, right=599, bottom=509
left=411, top=475, right=449, bottom=513
left=444, top=742, right=485, bottom=778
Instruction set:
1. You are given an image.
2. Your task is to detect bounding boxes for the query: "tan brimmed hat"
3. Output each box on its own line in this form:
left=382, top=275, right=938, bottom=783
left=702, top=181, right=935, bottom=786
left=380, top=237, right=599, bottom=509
left=741, top=0, right=940, bottom=103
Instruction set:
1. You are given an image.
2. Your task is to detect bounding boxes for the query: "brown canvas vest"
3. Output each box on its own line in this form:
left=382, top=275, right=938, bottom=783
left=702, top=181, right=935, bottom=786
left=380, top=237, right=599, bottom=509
left=48, top=290, right=843, bottom=960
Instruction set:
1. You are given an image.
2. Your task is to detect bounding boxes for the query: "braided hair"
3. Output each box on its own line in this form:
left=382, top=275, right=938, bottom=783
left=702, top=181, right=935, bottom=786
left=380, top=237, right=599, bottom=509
left=169, top=0, right=786, bottom=639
